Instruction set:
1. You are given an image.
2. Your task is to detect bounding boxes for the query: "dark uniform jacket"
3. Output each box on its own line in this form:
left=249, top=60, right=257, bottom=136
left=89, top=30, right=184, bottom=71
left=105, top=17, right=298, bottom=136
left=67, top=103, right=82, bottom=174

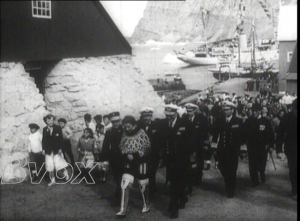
left=102, top=125, right=124, bottom=163
left=212, top=115, right=243, bottom=157
left=276, top=112, right=297, bottom=155
left=244, top=116, right=274, bottom=151
left=160, top=117, right=193, bottom=166
left=182, top=113, right=209, bottom=154
left=42, top=125, right=64, bottom=155
left=138, top=120, right=160, bottom=159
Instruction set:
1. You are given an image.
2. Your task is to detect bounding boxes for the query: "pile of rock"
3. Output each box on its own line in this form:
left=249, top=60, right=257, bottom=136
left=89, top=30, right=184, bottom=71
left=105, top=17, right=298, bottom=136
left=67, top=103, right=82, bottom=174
left=0, top=62, right=47, bottom=180
left=44, top=55, right=165, bottom=145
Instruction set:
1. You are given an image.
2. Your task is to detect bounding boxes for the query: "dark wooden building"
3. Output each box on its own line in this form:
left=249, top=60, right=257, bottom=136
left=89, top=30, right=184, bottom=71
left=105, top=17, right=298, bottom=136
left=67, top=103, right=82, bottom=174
left=1, top=1, right=132, bottom=62
left=283, top=43, right=297, bottom=95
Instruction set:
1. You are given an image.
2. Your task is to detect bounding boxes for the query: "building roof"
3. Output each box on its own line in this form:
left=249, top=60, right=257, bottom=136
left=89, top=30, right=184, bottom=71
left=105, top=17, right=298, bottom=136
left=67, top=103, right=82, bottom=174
left=277, top=5, right=297, bottom=41
left=1, top=1, right=131, bottom=62
left=283, top=73, right=297, bottom=80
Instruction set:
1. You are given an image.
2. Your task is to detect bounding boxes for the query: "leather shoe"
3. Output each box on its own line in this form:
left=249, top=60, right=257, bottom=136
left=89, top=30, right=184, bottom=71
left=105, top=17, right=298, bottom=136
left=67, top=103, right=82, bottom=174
left=170, top=211, right=178, bottom=219
left=260, top=173, right=266, bottom=184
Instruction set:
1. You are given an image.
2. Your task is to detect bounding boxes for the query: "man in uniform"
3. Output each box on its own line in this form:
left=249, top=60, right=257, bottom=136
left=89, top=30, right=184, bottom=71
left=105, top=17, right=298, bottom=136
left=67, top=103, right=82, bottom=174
left=211, top=101, right=244, bottom=198
left=102, top=112, right=124, bottom=204
left=276, top=98, right=297, bottom=196
left=138, top=107, right=160, bottom=201
left=182, top=103, right=209, bottom=193
left=160, top=104, right=193, bottom=219
left=244, top=104, right=274, bottom=187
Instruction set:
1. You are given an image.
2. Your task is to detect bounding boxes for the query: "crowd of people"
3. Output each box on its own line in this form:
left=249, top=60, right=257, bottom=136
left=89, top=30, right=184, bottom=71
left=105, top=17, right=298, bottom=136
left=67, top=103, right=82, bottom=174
left=26, top=89, right=297, bottom=219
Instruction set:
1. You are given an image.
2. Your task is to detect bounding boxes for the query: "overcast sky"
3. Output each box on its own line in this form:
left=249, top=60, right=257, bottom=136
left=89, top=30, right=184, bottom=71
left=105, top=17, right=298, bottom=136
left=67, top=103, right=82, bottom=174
left=100, top=1, right=148, bottom=37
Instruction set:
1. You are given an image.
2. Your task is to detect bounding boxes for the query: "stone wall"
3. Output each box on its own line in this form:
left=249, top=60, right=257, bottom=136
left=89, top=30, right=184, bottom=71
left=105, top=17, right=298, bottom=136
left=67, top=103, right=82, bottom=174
left=44, top=55, right=165, bottom=147
left=0, top=63, right=48, bottom=180
left=0, top=55, right=165, bottom=180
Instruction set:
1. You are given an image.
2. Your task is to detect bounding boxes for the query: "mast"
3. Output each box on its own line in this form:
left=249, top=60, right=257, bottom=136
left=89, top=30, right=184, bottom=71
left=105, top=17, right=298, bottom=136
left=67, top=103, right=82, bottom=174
left=201, top=7, right=209, bottom=54
left=251, top=19, right=256, bottom=70
left=237, top=0, right=245, bottom=67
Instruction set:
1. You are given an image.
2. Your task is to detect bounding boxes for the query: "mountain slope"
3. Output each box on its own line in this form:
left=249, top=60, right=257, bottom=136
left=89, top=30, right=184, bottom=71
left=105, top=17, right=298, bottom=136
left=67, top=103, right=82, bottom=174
left=131, top=0, right=295, bottom=44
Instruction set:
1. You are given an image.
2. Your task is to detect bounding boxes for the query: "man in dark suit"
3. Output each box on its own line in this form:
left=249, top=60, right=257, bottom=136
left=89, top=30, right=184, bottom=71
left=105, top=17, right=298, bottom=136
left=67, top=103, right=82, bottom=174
left=244, top=103, right=274, bottom=187
left=182, top=103, right=209, bottom=193
left=276, top=98, right=297, bottom=196
left=138, top=107, right=160, bottom=201
left=160, top=104, right=193, bottom=219
left=211, top=101, right=244, bottom=198
left=42, top=114, right=69, bottom=187
left=102, top=112, right=124, bottom=204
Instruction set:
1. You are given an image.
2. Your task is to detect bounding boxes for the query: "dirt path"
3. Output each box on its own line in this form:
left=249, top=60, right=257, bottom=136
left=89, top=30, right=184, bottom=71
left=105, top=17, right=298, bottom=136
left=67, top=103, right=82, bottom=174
left=1, top=155, right=297, bottom=221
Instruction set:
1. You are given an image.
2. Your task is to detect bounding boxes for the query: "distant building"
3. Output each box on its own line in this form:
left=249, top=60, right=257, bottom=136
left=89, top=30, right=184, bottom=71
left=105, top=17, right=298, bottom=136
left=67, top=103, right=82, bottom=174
left=277, top=5, right=297, bottom=93
left=283, top=42, right=297, bottom=95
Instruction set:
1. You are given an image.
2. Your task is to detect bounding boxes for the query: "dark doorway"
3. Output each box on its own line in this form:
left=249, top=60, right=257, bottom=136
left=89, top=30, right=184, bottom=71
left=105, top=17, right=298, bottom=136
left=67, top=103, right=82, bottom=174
left=25, top=60, right=60, bottom=95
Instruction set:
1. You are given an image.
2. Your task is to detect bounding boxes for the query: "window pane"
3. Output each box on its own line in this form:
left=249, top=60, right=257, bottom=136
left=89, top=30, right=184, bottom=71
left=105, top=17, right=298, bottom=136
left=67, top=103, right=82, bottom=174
left=33, top=1, right=36, bottom=7
left=42, top=2, right=45, bottom=8
left=42, top=10, right=45, bottom=15
left=38, top=1, right=41, bottom=7
left=33, top=8, right=37, bottom=15
left=46, top=10, right=50, bottom=16
left=45, top=2, right=49, bottom=9
left=38, top=9, right=41, bottom=15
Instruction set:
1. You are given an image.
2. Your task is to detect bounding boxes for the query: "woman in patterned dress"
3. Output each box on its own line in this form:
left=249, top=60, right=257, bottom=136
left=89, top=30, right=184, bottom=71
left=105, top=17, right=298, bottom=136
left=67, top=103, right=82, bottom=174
left=116, top=115, right=151, bottom=217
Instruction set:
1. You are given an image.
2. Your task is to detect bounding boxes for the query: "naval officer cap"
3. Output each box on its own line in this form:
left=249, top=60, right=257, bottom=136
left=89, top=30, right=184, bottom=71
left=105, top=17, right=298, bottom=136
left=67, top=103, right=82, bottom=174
left=164, top=104, right=179, bottom=115
left=140, top=107, right=154, bottom=116
left=109, top=111, right=121, bottom=121
left=184, top=103, right=198, bottom=111
left=222, top=101, right=237, bottom=109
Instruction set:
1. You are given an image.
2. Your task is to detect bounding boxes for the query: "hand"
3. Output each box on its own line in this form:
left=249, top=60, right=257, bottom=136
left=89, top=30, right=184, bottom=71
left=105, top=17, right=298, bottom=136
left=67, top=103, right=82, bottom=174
left=211, top=142, right=218, bottom=148
left=240, top=144, right=247, bottom=151
left=42, top=150, right=45, bottom=155
left=138, top=151, right=145, bottom=157
left=127, top=154, right=134, bottom=161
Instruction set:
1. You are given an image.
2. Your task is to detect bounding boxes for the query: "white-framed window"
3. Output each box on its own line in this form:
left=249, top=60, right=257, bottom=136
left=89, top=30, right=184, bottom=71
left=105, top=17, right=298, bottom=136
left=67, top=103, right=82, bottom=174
left=32, top=0, right=51, bottom=19
left=287, top=52, right=293, bottom=62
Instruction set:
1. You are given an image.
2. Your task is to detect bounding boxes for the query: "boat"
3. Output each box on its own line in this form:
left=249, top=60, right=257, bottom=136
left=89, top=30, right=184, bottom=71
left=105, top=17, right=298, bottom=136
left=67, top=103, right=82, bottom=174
left=174, top=50, right=220, bottom=66
left=208, top=4, right=279, bottom=81
left=174, top=7, right=229, bottom=67
left=209, top=62, right=279, bottom=80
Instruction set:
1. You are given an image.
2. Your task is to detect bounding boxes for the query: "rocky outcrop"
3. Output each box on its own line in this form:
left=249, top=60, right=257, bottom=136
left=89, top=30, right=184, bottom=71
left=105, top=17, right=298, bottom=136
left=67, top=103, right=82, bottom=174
left=44, top=55, right=165, bottom=143
left=0, top=63, right=47, bottom=180
left=131, top=0, right=293, bottom=44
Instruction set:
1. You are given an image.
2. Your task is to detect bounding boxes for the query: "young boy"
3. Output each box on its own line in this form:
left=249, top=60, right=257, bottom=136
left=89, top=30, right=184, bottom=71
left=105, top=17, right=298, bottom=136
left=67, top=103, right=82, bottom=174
left=58, top=118, right=75, bottom=167
left=28, top=123, right=44, bottom=180
left=94, top=124, right=108, bottom=182
left=42, top=114, right=69, bottom=186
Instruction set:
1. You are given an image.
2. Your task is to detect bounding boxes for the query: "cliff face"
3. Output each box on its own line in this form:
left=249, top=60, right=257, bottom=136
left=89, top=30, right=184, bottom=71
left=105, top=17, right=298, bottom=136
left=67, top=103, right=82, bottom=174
left=131, top=0, right=296, bottom=44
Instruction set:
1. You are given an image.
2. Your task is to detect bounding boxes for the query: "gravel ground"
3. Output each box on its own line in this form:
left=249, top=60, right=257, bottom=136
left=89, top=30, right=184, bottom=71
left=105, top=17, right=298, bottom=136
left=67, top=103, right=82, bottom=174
left=0, top=153, right=297, bottom=221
